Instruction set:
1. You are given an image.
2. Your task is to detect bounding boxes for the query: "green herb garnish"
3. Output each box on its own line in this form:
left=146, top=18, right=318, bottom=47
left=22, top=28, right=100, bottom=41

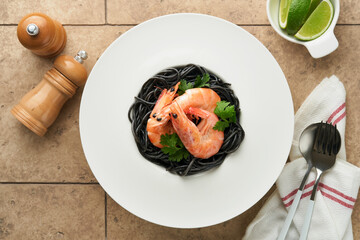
left=160, top=133, right=190, bottom=162
left=178, top=80, right=193, bottom=95
left=178, top=73, right=210, bottom=95
left=194, top=73, right=210, bottom=88
left=213, top=101, right=237, bottom=131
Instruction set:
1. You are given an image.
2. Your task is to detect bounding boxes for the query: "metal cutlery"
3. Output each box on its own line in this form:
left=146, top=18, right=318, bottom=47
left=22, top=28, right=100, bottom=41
left=277, top=123, right=317, bottom=240
left=299, top=122, right=341, bottom=240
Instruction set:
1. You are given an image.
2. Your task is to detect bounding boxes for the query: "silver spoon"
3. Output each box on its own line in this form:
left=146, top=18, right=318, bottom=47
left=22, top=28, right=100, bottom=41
left=277, top=123, right=318, bottom=240
left=299, top=122, right=341, bottom=240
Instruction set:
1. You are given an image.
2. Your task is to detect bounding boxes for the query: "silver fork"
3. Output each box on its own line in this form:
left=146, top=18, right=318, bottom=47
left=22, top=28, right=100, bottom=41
left=299, top=122, right=341, bottom=240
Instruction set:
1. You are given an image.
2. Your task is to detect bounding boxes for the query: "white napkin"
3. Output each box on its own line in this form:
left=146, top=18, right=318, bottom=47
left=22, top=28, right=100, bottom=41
left=243, top=76, right=360, bottom=240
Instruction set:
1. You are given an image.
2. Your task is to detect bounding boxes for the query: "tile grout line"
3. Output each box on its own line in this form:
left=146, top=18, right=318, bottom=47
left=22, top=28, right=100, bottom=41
left=105, top=193, right=108, bottom=240
left=0, top=182, right=100, bottom=185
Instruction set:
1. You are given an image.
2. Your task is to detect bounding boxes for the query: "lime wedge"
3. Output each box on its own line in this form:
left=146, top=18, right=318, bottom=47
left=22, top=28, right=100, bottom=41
left=306, top=0, right=322, bottom=19
left=286, top=0, right=311, bottom=35
left=279, top=0, right=291, bottom=29
left=295, top=0, right=334, bottom=41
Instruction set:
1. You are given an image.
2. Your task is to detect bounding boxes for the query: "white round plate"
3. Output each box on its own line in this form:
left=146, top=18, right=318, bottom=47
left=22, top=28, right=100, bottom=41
left=80, top=13, right=294, bottom=228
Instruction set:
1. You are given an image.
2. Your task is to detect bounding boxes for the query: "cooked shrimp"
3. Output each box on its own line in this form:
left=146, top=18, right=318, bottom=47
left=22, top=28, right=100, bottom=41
left=174, top=88, right=221, bottom=113
left=147, top=82, right=180, bottom=148
left=170, top=102, right=224, bottom=159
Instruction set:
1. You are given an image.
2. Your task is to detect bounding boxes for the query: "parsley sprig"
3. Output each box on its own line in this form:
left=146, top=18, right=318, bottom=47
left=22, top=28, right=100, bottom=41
left=213, top=101, right=237, bottom=131
left=178, top=80, right=193, bottom=95
left=178, top=73, right=210, bottom=95
left=160, top=133, right=190, bottom=162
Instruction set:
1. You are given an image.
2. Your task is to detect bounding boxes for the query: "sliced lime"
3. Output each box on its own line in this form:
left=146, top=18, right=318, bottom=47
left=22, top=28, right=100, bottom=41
left=306, top=0, right=322, bottom=19
left=295, top=0, right=334, bottom=41
left=279, top=0, right=291, bottom=29
left=286, top=0, right=311, bottom=35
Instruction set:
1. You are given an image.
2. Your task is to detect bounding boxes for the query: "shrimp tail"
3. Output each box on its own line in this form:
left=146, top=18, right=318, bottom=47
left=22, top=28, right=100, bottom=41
left=185, top=107, right=210, bottom=119
left=170, top=103, right=224, bottom=159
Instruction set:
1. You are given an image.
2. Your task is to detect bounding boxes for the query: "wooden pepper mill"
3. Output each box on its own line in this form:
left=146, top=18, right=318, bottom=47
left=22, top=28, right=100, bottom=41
left=17, top=13, right=67, bottom=58
left=11, top=51, right=88, bottom=136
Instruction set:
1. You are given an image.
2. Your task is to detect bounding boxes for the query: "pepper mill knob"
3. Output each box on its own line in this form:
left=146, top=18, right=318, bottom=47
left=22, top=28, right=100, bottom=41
left=26, top=23, right=40, bottom=36
left=17, top=13, right=67, bottom=58
left=75, top=50, right=88, bottom=63
left=11, top=51, right=88, bottom=136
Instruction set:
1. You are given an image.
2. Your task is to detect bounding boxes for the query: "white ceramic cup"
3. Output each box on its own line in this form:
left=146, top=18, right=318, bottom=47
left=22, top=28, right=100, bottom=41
left=267, top=0, right=339, bottom=58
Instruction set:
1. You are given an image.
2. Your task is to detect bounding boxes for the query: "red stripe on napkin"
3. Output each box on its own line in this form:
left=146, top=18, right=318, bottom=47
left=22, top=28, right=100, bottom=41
left=333, top=111, right=346, bottom=125
left=283, top=189, right=315, bottom=207
left=281, top=189, right=298, bottom=202
left=284, top=189, right=354, bottom=209
left=282, top=182, right=356, bottom=209
left=281, top=181, right=315, bottom=201
left=327, top=103, right=345, bottom=123
left=320, top=191, right=354, bottom=209
left=319, top=183, right=356, bottom=202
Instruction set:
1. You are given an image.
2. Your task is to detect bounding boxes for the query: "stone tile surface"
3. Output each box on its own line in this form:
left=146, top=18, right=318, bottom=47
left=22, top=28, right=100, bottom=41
left=107, top=187, right=274, bottom=240
left=0, top=184, right=104, bottom=239
left=107, top=0, right=268, bottom=24
left=0, top=26, right=129, bottom=182
left=353, top=194, right=360, bottom=239
left=0, top=0, right=105, bottom=24
left=107, top=0, right=360, bottom=25
left=339, top=0, right=360, bottom=24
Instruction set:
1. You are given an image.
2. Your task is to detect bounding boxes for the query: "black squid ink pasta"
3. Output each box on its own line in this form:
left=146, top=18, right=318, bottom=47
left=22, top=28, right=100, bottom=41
left=128, top=64, right=245, bottom=176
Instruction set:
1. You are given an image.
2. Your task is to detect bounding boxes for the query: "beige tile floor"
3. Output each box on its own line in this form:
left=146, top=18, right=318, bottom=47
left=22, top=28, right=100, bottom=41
left=0, top=0, right=359, bottom=239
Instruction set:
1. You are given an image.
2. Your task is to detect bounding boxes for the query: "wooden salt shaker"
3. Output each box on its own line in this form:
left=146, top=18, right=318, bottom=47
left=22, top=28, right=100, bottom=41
left=11, top=51, right=88, bottom=136
left=17, top=13, right=66, bottom=58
